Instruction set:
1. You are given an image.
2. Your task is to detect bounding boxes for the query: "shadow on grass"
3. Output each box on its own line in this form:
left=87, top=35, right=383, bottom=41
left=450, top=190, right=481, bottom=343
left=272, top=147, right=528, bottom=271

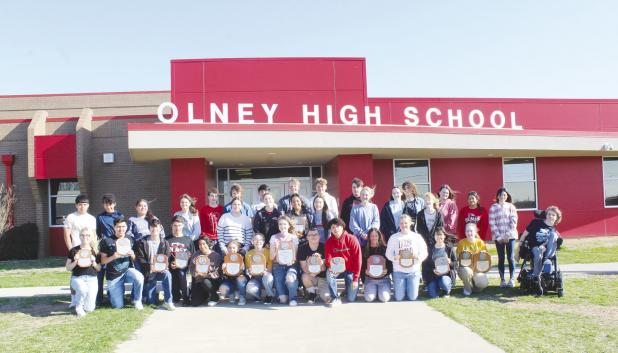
left=0, top=296, right=72, bottom=318
left=0, top=257, right=65, bottom=271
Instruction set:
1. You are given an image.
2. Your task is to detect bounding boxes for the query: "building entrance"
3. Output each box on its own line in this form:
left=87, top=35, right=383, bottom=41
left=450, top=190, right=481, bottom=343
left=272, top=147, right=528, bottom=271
left=217, top=166, right=321, bottom=207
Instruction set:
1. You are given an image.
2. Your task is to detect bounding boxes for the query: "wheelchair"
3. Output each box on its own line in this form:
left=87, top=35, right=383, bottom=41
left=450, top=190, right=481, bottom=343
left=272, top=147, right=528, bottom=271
left=517, top=237, right=564, bottom=297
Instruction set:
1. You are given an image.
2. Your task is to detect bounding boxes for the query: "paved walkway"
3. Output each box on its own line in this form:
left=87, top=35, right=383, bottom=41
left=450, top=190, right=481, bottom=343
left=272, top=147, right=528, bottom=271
left=115, top=301, right=503, bottom=353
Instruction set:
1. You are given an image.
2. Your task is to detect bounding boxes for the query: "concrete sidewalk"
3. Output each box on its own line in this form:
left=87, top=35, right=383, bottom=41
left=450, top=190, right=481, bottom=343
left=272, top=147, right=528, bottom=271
left=115, top=301, right=503, bottom=353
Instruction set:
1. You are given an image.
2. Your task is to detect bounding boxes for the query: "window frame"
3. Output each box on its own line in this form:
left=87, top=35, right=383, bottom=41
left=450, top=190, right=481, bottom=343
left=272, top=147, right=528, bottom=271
left=392, top=158, right=432, bottom=195
left=48, top=178, right=80, bottom=228
left=501, top=157, right=538, bottom=211
left=602, top=156, right=618, bottom=208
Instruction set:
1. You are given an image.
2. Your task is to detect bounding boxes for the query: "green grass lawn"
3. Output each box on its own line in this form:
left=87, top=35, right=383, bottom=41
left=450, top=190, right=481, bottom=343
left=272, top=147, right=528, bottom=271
left=0, top=296, right=153, bottom=353
left=426, top=276, right=618, bottom=353
left=0, top=257, right=68, bottom=288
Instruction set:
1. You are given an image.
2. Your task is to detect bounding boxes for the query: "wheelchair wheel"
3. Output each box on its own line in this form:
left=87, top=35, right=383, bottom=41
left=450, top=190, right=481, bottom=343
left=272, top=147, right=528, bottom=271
left=556, top=272, right=564, bottom=297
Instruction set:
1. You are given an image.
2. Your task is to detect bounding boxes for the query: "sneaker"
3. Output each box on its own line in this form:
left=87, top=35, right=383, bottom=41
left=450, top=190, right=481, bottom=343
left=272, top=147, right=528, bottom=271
left=499, top=279, right=507, bottom=288
left=207, top=301, right=218, bottom=307
left=134, top=301, right=144, bottom=310
left=289, top=300, right=298, bottom=307
left=329, top=298, right=342, bottom=307
left=75, top=307, right=86, bottom=317
left=307, top=292, right=317, bottom=304
left=264, top=296, right=273, bottom=305
left=162, top=301, right=176, bottom=311
left=463, top=289, right=472, bottom=296
left=507, top=278, right=515, bottom=288
left=228, top=297, right=235, bottom=304
left=238, top=298, right=246, bottom=306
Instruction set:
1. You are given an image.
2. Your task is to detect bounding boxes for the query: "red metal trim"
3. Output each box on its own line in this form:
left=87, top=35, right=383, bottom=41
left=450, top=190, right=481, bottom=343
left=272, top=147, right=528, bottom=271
left=126, top=122, right=618, bottom=138
left=0, top=119, right=31, bottom=124
left=2, top=154, right=15, bottom=227
left=47, top=117, right=79, bottom=123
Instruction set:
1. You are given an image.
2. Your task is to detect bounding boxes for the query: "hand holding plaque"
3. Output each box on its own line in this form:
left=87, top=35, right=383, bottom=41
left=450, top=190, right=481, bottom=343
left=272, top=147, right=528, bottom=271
left=77, top=249, right=93, bottom=268
left=223, top=253, right=244, bottom=277
left=276, top=240, right=295, bottom=265
left=398, top=249, right=416, bottom=268
left=366, top=255, right=387, bottom=279
left=474, top=250, right=492, bottom=273
left=306, top=253, right=323, bottom=275
left=329, top=257, right=346, bottom=275
left=116, top=238, right=132, bottom=257
left=152, top=254, right=168, bottom=272
left=174, top=251, right=189, bottom=269
left=434, top=256, right=450, bottom=275
left=193, top=255, right=210, bottom=277
left=459, top=250, right=473, bottom=268
left=248, top=253, right=267, bottom=276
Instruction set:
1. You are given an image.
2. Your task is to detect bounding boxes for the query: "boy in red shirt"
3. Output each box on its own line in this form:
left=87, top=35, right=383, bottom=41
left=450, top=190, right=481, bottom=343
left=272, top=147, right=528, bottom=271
left=199, top=188, right=224, bottom=242
left=324, top=218, right=362, bottom=306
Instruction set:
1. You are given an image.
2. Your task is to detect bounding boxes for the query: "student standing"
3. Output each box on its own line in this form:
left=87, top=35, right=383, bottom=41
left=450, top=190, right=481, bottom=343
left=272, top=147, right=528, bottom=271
left=286, top=193, right=312, bottom=244
left=278, top=178, right=311, bottom=214
left=65, top=228, right=100, bottom=317
left=349, top=186, right=380, bottom=247
left=252, top=184, right=272, bottom=213
left=311, top=178, right=339, bottom=219
left=217, top=197, right=253, bottom=255
left=173, top=194, right=201, bottom=241
left=380, top=186, right=405, bottom=241
left=310, top=195, right=333, bottom=243
left=128, top=199, right=165, bottom=242
left=223, top=184, right=254, bottom=217
left=135, top=219, right=175, bottom=310
left=324, top=218, right=362, bottom=306
left=99, top=218, right=144, bottom=309
left=457, top=191, right=489, bottom=241
left=402, top=181, right=425, bottom=219
left=488, top=187, right=518, bottom=288
left=166, top=215, right=195, bottom=305
left=199, top=187, right=224, bottom=242
left=64, top=194, right=97, bottom=251
left=95, top=193, right=124, bottom=305
left=415, top=192, right=445, bottom=249
left=341, top=178, right=364, bottom=233
left=253, top=192, right=282, bottom=244
left=385, top=214, right=428, bottom=301
left=438, top=184, right=458, bottom=244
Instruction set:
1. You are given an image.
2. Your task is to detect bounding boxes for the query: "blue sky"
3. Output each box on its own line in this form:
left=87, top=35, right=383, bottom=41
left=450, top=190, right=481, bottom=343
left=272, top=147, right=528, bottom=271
left=1, top=1, right=616, bottom=98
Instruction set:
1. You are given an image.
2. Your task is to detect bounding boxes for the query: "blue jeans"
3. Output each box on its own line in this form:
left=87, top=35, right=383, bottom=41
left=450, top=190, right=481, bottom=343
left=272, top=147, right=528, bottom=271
left=246, top=273, right=275, bottom=299
left=326, top=270, right=358, bottom=302
left=272, top=264, right=298, bottom=301
left=392, top=271, right=420, bottom=301
left=144, top=270, right=172, bottom=304
left=427, top=276, right=452, bottom=298
left=220, top=276, right=247, bottom=298
left=363, top=277, right=391, bottom=302
left=496, top=239, right=516, bottom=279
left=107, top=268, right=144, bottom=309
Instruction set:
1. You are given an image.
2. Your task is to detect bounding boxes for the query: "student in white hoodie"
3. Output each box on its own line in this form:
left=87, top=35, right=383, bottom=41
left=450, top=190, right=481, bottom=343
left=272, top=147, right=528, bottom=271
left=385, top=214, right=428, bottom=301
left=311, top=178, right=339, bottom=219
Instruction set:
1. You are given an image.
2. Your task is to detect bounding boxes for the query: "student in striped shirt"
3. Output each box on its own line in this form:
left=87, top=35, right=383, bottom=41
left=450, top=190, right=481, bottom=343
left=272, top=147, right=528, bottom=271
left=217, top=197, right=253, bottom=255
left=488, top=187, right=519, bottom=288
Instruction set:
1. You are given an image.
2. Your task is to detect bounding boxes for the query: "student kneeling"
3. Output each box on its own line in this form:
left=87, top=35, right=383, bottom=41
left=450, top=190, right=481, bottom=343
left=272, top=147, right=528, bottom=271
left=66, top=228, right=100, bottom=317
left=190, top=238, right=223, bottom=307
left=136, top=219, right=175, bottom=310
left=456, top=223, right=489, bottom=296
left=422, top=228, right=457, bottom=298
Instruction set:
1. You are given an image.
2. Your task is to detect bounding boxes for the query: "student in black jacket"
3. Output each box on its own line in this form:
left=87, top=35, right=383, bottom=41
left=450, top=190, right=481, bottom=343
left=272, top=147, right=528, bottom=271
left=253, top=193, right=282, bottom=244
left=136, top=219, right=175, bottom=310
left=380, top=186, right=405, bottom=241
left=341, top=178, right=364, bottom=233
left=422, top=228, right=457, bottom=298
left=415, top=192, right=445, bottom=249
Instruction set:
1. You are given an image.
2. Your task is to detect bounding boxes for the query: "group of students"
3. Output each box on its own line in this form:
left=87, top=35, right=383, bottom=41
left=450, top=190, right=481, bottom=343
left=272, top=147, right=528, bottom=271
left=64, top=177, right=563, bottom=317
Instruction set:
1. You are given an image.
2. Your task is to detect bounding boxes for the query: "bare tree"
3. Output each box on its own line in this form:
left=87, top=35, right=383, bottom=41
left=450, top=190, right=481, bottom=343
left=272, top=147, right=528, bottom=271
left=0, top=184, right=15, bottom=239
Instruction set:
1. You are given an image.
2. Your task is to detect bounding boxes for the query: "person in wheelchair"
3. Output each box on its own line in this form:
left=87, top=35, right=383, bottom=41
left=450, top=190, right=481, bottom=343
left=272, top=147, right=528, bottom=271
left=517, top=205, right=562, bottom=295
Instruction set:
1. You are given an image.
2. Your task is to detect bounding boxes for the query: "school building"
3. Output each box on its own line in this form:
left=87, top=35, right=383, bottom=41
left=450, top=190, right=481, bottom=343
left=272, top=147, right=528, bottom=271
left=1, top=57, right=618, bottom=257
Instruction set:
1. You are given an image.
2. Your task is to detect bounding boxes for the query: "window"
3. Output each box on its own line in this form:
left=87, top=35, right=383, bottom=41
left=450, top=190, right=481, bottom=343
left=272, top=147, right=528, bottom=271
left=393, top=160, right=431, bottom=195
left=603, top=157, right=618, bottom=207
left=49, top=179, right=80, bottom=226
left=503, top=158, right=537, bottom=210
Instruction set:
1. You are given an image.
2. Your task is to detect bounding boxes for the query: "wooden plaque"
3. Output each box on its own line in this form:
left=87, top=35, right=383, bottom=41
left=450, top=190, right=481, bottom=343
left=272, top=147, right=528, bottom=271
left=248, top=252, right=267, bottom=276
left=77, top=249, right=93, bottom=268
left=194, top=255, right=210, bottom=276
left=306, top=253, right=323, bottom=275
left=152, top=254, right=168, bottom=272
left=276, top=240, right=295, bottom=265
left=434, top=256, right=450, bottom=275
left=474, top=250, right=492, bottom=273
left=116, top=237, right=131, bottom=256
left=330, top=256, right=346, bottom=274
left=366, top=255, right=387, bottom=279
left=223, top=253, right=244, bottom=277
left=175, top=251, right=189, bottom=269
left=399, top=249, right=416, bottom=268
left=459, top=250, right=473, bottom=267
